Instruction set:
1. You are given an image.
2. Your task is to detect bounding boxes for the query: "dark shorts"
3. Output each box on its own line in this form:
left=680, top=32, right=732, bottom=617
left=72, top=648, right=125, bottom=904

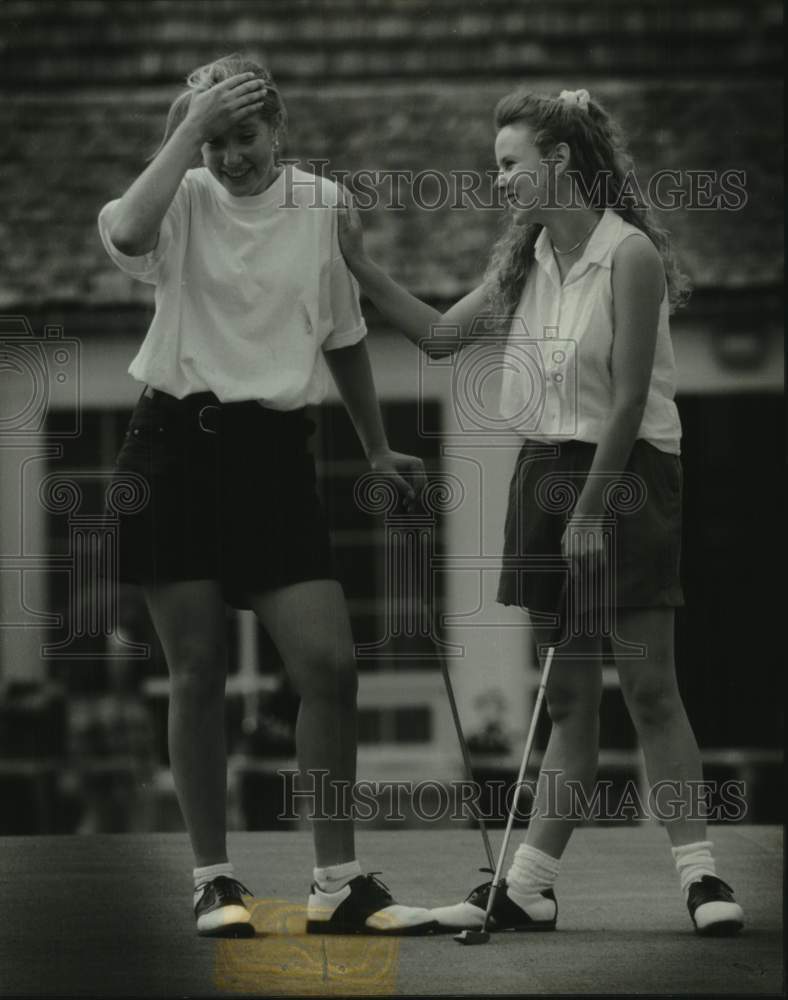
left=104, top=386, right=335, bottom=610
left=497, top=438, right=685, bottom=615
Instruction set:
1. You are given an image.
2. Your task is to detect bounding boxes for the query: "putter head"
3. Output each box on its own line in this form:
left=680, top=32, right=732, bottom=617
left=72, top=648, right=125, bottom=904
left=454, top=928, right=491, bottom=945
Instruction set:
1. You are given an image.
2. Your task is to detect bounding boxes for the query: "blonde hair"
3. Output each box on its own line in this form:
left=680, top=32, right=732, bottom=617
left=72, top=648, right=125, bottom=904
left=149, top=53, right=287, bottom=165
left=485, top=88, right=691, bottom=318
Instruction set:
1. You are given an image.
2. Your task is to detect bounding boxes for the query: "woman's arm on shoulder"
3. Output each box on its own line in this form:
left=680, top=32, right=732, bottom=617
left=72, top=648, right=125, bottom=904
left=336, top=194, right=492, bottom=356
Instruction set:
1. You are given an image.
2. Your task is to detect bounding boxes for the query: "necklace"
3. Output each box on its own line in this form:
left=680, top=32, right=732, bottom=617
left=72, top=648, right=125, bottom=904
left=551, top=217, right=600, bottom=255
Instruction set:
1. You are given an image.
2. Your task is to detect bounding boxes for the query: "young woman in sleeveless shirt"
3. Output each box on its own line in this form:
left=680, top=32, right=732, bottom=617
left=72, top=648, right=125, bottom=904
left=338, top=87, right=744, bottom=937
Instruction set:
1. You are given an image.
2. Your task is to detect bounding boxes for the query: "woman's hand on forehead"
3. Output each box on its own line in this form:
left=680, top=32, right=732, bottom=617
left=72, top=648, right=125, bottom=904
left=185, top=73, right=269, bottom=143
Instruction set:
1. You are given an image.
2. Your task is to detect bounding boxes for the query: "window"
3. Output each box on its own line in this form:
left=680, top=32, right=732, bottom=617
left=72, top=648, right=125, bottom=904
left=313, top=400, right=446, bottom=673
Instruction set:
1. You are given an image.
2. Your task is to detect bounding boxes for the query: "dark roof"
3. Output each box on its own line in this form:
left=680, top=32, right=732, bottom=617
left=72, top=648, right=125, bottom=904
left=1, top=1, right=782, bottom=307
left=2, top=79, right=781, bottom=308
left=1, top=0, right=781, bottom=85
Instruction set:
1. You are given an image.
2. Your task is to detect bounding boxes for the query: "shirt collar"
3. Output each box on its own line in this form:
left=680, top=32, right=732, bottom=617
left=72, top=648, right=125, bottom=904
left=534, top=209, right=623, bottom=282
left=204, top=163, right=288, bottom=210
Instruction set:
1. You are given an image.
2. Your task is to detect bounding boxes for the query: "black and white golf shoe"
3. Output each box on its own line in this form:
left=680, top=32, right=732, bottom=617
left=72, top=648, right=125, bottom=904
left=194, top=876, right=255, bottom=938
left=306, top=872, right=438, bottom=935
left=430, top=871, right=557, bottom=932
left=687, top=876, right=744, bottom=936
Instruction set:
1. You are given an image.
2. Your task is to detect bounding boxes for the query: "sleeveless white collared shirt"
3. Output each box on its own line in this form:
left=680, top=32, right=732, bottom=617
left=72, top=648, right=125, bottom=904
left=498, top=209, right=682, bottom=454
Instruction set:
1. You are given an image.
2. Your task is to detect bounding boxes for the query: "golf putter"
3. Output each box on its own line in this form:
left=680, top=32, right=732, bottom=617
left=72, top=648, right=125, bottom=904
left=456, top=578, right=568, bottom=945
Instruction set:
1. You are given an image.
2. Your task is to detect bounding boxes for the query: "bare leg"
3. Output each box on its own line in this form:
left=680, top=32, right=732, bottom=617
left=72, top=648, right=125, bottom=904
left=614, top=607, right=706, bottom=847
left=523, top=621, right=603, bottom=859
left=143, top=579, right=229, bottom=867
left=248, top=580, right=358, bottom=867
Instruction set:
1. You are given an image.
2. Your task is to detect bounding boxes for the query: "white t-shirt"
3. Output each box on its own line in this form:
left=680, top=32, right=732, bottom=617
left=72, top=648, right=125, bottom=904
left=97, top=165, right=367, bottom=407
left=499, top=209, right=682, bottom=454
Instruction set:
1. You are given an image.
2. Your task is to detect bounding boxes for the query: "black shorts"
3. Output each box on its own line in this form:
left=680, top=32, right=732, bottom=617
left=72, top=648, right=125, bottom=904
left=104, top=386, right=335, bottom=610
left=497, top=438, right=685, bottom=615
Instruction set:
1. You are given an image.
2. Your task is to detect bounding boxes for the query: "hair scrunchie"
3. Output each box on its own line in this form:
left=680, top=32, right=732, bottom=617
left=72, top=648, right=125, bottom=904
left=558, top=89, right=590, bottom=111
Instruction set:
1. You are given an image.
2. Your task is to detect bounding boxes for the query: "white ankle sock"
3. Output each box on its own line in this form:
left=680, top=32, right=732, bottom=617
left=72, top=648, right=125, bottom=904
left=671, top=840, right=716, bottom=898
left=193, top=861, right=234, bottom=905
left=313, top=859, right=362, bottom=893
left=505, top=843, right=561, bottom=909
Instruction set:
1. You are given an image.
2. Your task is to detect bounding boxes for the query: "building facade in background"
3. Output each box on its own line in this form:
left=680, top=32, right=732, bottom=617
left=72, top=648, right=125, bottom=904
left=0, top=1, right=783, bottom=832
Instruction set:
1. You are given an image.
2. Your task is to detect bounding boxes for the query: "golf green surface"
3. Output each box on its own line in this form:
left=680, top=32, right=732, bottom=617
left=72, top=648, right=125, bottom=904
left=0, top=826, right=781, bottom=996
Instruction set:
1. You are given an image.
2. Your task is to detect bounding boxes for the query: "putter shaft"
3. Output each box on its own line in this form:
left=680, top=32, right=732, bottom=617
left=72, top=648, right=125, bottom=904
left=477, top=642, right=557, bottom=936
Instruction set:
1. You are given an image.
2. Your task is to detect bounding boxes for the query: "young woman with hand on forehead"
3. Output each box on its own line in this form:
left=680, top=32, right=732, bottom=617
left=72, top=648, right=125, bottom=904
left=338, top=87, right=744, bottom=937
left=98, top=53, right=435, bottom=939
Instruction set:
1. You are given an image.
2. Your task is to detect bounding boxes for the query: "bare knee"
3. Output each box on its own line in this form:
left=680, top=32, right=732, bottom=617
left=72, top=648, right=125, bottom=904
left=293, top=647, right=358, bottom=706
left=546, top=680, right=601, bottom=726
left=167, top=638, right=227, bottom=704
left=625, top=676, right=682, bottom=730
left=615, top=609, right=681, bottom=730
